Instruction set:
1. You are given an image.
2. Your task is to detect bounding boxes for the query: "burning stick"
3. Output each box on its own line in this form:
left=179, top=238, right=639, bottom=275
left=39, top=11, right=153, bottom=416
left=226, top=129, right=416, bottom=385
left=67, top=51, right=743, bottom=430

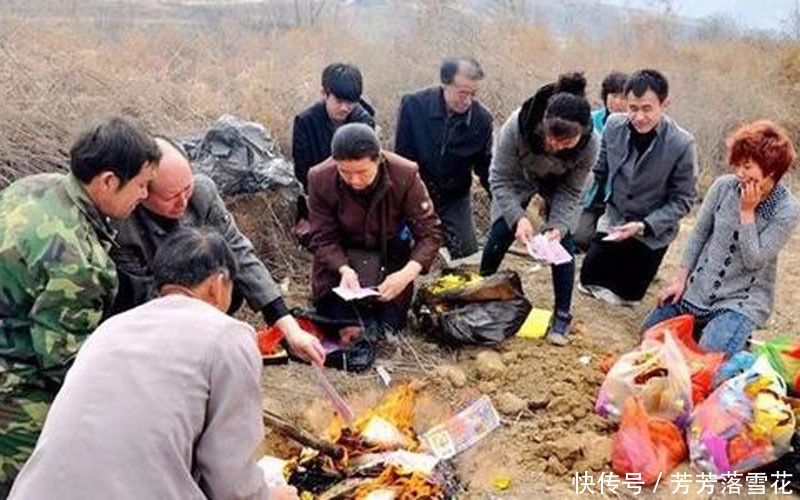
left=263, top=410, right=346, bottom=460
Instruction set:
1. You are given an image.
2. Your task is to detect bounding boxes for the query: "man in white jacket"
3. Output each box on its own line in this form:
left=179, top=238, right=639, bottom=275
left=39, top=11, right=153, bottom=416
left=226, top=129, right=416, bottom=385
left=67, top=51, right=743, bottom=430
left=10, top=227, right=298, bottom=500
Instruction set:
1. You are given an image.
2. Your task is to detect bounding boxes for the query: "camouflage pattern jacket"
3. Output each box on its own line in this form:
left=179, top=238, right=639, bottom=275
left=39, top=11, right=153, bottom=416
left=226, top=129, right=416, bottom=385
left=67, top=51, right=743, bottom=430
left=0, top=173, right=118, bottom=394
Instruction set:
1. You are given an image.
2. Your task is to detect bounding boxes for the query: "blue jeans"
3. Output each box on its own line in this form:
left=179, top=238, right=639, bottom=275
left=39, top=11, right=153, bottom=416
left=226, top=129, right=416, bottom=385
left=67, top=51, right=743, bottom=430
left=480, top=217, right=575, bottom=314
left=642, top=301, right=755, bottom=357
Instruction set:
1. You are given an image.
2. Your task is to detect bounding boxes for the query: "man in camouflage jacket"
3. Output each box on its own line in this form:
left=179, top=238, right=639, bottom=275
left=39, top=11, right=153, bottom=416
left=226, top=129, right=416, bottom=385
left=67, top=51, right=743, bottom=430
left=0, top=117, right=160, bottom=495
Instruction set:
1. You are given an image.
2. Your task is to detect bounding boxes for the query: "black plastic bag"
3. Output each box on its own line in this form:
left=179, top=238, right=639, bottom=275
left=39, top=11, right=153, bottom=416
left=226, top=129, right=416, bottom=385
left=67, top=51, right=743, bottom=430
left=415, top=268, right=532, bottom=347
left=436, top=298, right=532, bottom=347
left=179, top=114, right=301, bottom=197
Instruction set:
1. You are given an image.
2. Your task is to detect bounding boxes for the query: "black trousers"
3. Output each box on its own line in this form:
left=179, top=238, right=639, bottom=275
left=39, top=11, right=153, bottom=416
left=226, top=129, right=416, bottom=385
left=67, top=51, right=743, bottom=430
left=436, top=194, right=479, bottom=259
left=314, top=285, right=413, bottom=333
left=580, top=235, right=668, bottom=301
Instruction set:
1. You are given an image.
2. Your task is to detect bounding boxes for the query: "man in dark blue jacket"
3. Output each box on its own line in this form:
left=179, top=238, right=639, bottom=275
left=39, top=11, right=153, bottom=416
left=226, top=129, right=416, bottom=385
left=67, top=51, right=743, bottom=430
left=395, top=57, right=493, bottom=259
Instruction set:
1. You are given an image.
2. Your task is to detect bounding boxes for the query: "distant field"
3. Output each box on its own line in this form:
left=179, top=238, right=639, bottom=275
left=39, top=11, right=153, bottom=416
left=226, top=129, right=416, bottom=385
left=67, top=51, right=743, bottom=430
left=2, top=0, right=800, bottom=190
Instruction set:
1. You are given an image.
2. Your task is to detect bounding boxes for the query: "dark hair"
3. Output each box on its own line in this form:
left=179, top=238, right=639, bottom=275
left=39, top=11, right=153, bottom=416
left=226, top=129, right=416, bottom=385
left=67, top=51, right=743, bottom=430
left=152, top=227, right=238, bottom=290
left=553, top=72, right=587, bottom=97
left=601, top=71, right=628, bottom=103
left=321, top=63, right=363, bottom=102
left=70, top=116, right=161, bottom=186
left=440, top=57, right=484, bottom=85
left=544, top=73, right=591, bottom=139
left=727, top=120, right=797, bottom=183
left=331, top=123, right=380, bottom=161
left=624, top=69, right=669, bottom=102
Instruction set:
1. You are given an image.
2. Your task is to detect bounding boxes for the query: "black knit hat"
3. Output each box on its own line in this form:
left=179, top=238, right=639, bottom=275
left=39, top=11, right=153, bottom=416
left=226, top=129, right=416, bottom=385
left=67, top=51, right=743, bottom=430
left=331, top=123, right=380, bottom=161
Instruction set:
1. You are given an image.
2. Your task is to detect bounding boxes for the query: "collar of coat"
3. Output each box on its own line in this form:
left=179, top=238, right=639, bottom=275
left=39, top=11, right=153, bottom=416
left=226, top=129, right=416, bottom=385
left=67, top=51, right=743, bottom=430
left=429, top=86, right=474, bottom=127
left=622, top=115, right=668, bottom=142
left=64, top=173, right=119, bottom=246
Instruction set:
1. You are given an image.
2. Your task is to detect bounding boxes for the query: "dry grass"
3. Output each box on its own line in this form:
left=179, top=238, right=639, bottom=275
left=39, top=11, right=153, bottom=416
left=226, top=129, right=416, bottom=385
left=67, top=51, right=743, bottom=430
left=2, top=3, right=800, bottom=192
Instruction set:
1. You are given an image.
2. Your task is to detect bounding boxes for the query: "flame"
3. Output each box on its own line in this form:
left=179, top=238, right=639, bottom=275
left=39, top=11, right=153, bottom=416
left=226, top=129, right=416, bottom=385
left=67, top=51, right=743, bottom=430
left=328, top=384, right=419, bottom=452
left=353, top=466, right=443, bottom=500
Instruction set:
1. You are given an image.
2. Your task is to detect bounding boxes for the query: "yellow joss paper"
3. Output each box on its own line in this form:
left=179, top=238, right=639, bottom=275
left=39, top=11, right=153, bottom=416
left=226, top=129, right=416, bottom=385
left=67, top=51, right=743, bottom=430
left=492, top=475, right=511, bottom=490
left=516, top=308, right=552, bottom=339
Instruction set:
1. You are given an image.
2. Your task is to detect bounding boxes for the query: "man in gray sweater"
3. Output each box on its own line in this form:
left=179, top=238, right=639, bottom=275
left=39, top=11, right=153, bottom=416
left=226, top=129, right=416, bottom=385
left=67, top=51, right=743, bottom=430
left=10, top=227, right=299, bottom=500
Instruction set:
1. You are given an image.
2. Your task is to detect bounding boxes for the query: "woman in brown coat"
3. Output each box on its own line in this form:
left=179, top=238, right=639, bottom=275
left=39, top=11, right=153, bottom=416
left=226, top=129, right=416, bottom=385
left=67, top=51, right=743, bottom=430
left=308, top=123, right=442, bottom=343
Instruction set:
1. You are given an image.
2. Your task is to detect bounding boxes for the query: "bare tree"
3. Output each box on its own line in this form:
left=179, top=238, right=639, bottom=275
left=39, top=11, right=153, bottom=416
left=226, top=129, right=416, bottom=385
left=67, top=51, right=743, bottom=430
left=488, top=0, right=528, bottom=18
left=647, top=0, right=679, bottom=16
left=293, top=0, right=327, bottom=27
left=784, top=0, right=800, bottom=40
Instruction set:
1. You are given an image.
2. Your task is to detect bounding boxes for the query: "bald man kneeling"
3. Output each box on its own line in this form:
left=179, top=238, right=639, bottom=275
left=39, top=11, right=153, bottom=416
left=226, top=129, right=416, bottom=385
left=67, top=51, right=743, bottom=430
left=110, top=137, right=325, bottom=365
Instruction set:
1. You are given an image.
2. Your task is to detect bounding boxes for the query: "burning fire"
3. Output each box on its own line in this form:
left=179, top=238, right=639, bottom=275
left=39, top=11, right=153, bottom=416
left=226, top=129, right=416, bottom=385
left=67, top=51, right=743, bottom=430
left=353, top=466, right=442, bottom=499
left=289, top=384, right=447, bottom=499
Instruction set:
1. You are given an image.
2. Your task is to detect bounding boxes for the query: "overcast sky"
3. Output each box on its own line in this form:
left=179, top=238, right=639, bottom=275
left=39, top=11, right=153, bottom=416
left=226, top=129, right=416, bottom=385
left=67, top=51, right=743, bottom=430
left=600, top=0, right=796, bottom=33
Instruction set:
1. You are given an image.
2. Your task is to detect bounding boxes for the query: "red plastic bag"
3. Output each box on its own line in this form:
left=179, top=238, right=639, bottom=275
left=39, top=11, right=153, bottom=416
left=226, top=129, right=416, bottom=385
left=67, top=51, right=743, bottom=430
left=643, top=315, right=725, bottom=405
left=256, top=318, right=327, bottom=356
left=612, top=396, right=687, bottom=484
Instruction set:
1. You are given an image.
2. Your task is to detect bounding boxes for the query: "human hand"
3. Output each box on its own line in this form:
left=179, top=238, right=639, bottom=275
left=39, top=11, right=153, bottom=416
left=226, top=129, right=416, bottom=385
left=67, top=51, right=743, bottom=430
left=740, top=178, right=760, bottom=223
left=610, top=221, right=645, bottom=241
left=378, top=261, right=421, bottom=302
left=283, top=324, right=326, bottom=366
left=543, top=227, right=562, bottom=241
left=268, top=485, right=299, bottom=500
left=659, top=267, right=689, bottom=306
left=515, top=217, right=535, bottom=245
left=338, top=266, right=360, bottom=292
left=339, top=325, right=364, bottom=347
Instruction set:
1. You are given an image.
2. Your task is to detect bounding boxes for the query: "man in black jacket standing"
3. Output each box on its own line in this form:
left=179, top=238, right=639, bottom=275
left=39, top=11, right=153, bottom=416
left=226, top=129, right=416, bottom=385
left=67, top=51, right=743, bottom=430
left=395, top=57, right=493, bottom=259
left=292, top=63, right=375, bottom=192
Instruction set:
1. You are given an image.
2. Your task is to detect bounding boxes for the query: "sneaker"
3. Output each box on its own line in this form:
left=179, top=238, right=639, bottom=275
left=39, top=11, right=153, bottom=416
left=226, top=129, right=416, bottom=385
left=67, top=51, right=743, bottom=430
left=577, top=282, right=599, bottom=298
left=448, top=249, right=483, bottom=267
left=592, top=286, right=640, bottom=308
left=438, top=247, right=452, bottom=265
left=547, top=310, right=572, bottom=346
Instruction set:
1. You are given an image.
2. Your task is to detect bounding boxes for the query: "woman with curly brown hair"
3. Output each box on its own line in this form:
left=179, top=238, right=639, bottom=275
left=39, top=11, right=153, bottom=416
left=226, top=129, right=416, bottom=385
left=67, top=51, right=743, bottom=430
left=641, top=120, right=799, bottom=357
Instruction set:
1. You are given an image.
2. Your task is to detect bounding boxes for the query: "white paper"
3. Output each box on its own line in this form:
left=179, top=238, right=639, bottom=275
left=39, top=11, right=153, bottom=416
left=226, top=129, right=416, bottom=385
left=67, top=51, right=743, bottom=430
left=256, top=455, right=288, bottom=487
left=376, top=365, right=392, bottom=387
left=333, top=285, right=380, bottom=301
left=526, top=235, right=573, bottom=265
left=349, top=450, right=439, bottom=476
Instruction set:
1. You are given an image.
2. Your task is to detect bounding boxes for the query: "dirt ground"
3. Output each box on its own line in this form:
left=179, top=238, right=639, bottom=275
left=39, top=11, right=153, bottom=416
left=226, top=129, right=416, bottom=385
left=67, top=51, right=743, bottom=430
left=237, top=197, right=800, bottom=499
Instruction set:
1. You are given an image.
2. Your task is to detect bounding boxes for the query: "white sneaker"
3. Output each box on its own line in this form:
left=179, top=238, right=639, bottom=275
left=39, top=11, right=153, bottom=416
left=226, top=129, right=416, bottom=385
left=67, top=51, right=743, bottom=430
left=577, top=282, right=599, bottom=297
left=592, top=286, right=639, bottom=308
left=438, top=247, right=452, bottom=266
left=442, top=249, right=483, bottom=267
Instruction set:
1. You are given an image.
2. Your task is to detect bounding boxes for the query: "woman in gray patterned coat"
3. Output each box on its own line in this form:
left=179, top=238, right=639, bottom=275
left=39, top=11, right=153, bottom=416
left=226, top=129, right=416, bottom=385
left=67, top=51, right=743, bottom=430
left=642, top=120, right=799, bottom=357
